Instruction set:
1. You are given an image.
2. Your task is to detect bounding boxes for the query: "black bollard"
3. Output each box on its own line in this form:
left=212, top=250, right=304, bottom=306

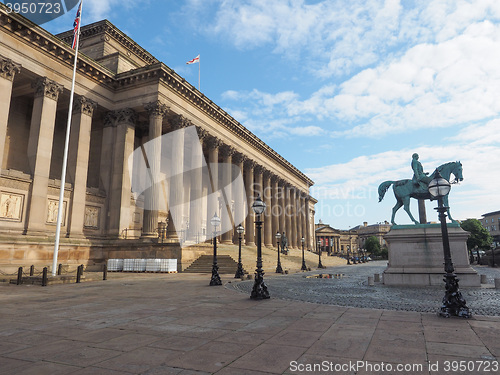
left=57, top=263, right=62, bottom=276
left=16, top=267, right=23, bottom=285
left=76, top=265, right=82, bottom=283
left=42, top=267, right=48, bottom=287
left=103, top=264, right=107, bottom=281
left=30, top=265, right=34, bottom=276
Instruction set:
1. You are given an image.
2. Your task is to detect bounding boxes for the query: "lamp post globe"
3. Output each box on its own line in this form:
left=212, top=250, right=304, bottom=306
left=275, top=231, right=283, bottom=273
left=250, top=196, right=270, bottom=299
left=209, top=213, right=222, bottom=286
left=235, top=224, right=245, bottom=278
left=301, top=237, right=307, bottom=271
left=429, top=169, right=471, bottom=318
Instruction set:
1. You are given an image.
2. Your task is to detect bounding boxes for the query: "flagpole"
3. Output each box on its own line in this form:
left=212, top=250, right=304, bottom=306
left=198, top=54, right=200, bottom=91
left=52, top=1, right=83, bottom=276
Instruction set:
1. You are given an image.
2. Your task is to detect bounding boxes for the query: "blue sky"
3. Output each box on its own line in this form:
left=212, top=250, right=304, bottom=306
left=44, top=0, right=500, bottom=229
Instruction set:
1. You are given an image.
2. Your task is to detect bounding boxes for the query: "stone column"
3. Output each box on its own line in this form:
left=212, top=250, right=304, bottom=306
left=244, top=159, right=256, bottom=246
left=0, top=56, right=21, bottom=170
left=141, top=101, right=168, bottom=238
left=167, top=114, right=190, bottom=240
left=232, top=153, right=247, bottom=243
left=206, top=135, right=222, bottom=238
left=296, top=191, right=303, bottom=247
left=66, top=96, right=97, bottom=237
left=188, top=126, right=207, bottom=242
left=305, top=197, right=310, bottom=250
left=220, top=144, right=235, bottom=244
left=278, top=180, right=286, bottom=243
left=25, top=77, right=63, bottom=234
left=102, top=108, right=137, bottom=237
left=271, top=175, right=279, bottom=247
left=288, top=188, right=295, bottom=248
left=263, top=170, right=273, bottom=247
left=285, top=184, right=292, bottom=248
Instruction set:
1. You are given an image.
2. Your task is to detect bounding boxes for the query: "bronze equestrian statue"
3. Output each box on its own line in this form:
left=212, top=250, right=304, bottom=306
left=378, top=156, right=463, bottom=225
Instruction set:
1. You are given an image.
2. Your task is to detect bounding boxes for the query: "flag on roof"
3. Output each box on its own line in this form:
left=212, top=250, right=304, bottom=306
left=186, top=55, right=200, bottom=64
left=72, top=2, right=82, bottom=49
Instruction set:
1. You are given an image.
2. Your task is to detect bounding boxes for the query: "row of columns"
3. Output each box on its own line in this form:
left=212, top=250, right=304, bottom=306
left=0, top=55, right=313, bottom=247
left=0, top=56, right=99, bottom=237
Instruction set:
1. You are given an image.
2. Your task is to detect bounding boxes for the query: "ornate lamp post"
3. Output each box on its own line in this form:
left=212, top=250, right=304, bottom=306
left=235, top=224, right=245, bottom=278
left=347, top=245, right=351, bottom=265
left=301, top=237, right=307, bottom=271
left=209, top=213, right=222, bottom=286
left=250, top=196, right=270, bottom=299
left=429, top=170, right=471, bottom=318
left=275, top=231, right=283, bottom=273
left=317, top=239, right=324, bottom=269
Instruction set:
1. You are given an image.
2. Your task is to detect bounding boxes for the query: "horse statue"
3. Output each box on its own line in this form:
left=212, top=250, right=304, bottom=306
left=378, top=161, right=463, bottom=225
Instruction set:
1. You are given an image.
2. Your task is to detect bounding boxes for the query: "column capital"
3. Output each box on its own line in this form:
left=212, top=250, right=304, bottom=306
left=244, top=159, right=257, bottom=170
left=206, top=135, right=223, bottom=150
left=233, top=152, right=247, bottom=164
left=254, top=165, right=265, bottom=175
left=219, top=144, right=236, bottom=158
left=271, top=174, right=280, bottom=183
left=32, top=77, right=63, bottom=101
left=104, top=108, right=137, bottom=128
left=263, top=169, right=272, bottom=179
left=73, top=96, right=97, bottom=117
left=195, top=125, right=209, bottom=140
left=144, top=100, right=169, bottom=119
left=171, top=114, right=192, bottom=130
left=0, top=56, right=21, bottom=81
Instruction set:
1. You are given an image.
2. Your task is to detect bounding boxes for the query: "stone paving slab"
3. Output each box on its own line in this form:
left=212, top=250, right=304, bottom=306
left=0, top=269, right=498, bottom=374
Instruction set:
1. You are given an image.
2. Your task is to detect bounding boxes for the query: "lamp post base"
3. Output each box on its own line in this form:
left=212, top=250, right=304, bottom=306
left=234, top=263, right=244, bottom=279
left=210, top=264, right=222, bottom=286
left=250, top=272, right=270, bottom=299
left=438, top=273, right=471, bottom=318
left=276, top=263, right=283, bottom=273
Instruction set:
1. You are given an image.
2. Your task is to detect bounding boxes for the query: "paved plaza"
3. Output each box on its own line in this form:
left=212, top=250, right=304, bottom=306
left=0, top=262, right=499, bottom=375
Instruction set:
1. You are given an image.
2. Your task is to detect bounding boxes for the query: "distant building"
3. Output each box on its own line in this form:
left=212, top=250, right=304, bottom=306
left=479, top=211, right=500, bottom=248
left=315, top=220, right=392, bottom=255
left=355, top=221, right=392, bottom=249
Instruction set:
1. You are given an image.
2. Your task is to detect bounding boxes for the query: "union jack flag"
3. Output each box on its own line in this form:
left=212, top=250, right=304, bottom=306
left=72, top=2, right=82, bottom=49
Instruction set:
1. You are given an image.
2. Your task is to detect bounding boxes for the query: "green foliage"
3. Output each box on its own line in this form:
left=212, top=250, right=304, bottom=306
left=460, top=219, right=493, bottom=250
left=365, top=236, right=381, bottom=255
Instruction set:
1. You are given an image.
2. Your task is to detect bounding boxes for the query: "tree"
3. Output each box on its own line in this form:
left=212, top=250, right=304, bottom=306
left=365, top=236, right=381, bottom=255
left=460, top=219, right=493, bottom=250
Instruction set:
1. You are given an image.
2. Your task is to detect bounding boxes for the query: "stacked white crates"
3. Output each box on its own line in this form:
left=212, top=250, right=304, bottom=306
left=146, top=259, right=161, bottom=272
left=133, top=259, right=147, bottom=272
left=123, top=259, right=135, bottom=272
left=107, top=259, right=124, bottom=272
left=107, top=259, right=177, bottom=273
left=160, top=259, right=177, bottom=273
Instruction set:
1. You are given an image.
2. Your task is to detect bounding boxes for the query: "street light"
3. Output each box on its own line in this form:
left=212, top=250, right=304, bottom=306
left=250, top=195, right=270, bottom=299
left=275, top=231, right=283, bottom=273
left=209, top=212, right=222, bottom=286
left=317, top=239, right=324, bottom=269
left=301, top=237, right=307, bottom=271
left=429, top=169, right=471, bottom=318
left=235, top=224, right=245, bottom=278
left=347, top=245, right=351, bottom=265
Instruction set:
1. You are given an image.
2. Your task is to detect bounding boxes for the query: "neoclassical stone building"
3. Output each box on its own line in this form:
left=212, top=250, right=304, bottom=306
left=0, top=7, right=316, bottom=270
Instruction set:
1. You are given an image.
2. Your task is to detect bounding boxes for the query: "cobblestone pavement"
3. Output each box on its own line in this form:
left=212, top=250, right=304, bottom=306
left=228, top=261, right=500, bottom=316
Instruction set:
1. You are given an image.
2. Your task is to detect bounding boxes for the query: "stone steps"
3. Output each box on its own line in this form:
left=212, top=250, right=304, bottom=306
left=183, top=255, right=246, bottom=274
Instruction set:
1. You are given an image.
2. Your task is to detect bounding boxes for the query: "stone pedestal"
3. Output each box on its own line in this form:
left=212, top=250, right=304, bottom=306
left=383, top=224, right=480, bottom=287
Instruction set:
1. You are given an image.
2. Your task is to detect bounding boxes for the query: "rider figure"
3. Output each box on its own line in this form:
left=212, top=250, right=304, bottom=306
left=411, top=153, right=431, bottom=192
